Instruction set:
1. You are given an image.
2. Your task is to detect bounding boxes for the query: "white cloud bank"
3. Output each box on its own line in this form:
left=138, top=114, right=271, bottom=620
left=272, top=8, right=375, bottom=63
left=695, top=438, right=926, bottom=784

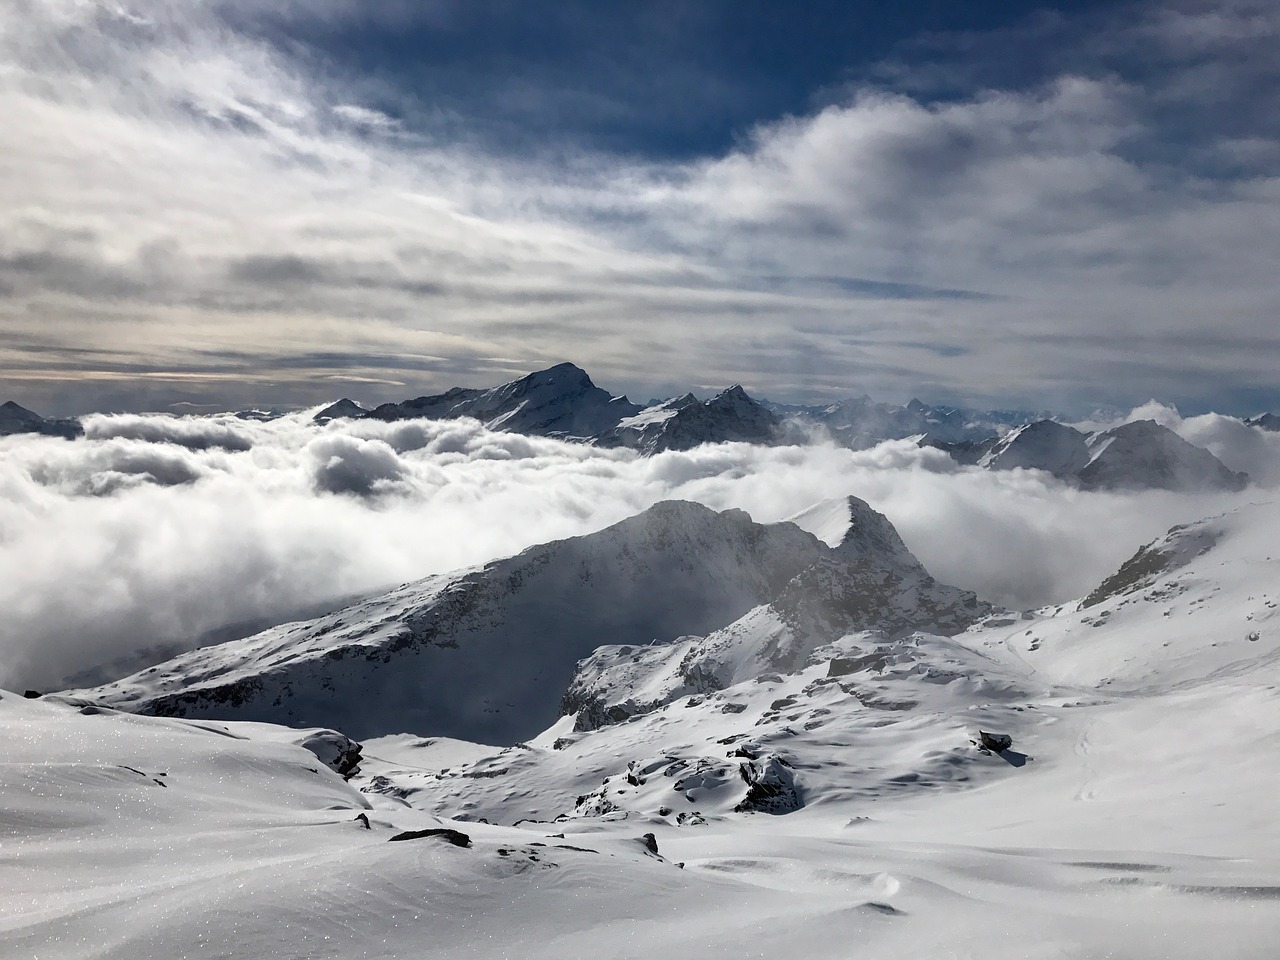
left=1, top=415, right=1265, bottom=691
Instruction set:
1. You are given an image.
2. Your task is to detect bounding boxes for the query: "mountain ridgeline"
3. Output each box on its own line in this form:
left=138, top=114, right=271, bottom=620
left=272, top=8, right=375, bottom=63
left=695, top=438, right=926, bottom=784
left=311, top=362, right=1254, bottom=491
left=0, top=400, right=83, bottom=439
left=72, top=497, right=992, bottom=743
left=4, top=361, right=1268, bottom=491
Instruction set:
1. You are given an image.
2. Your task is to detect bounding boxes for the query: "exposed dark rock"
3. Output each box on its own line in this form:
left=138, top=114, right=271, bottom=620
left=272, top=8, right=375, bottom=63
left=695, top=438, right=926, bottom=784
left=297, top=730, right=363, bottom=779
left=0, top=400, right=83, bottom=439
left=387, top=827, right=471, bottom=847
left=826, top=652, right=890, bottom=677
left=367, top=363, right=640, bottom=439
left=23, top=690, right=41, bottom=699
left=979, top=731, right=1013, bottom=752
left=597, top=384, right=782, bottom=453
left=918, top=434, right=999, bottom=466
left=1083, top=521, right=1221, bottom=609
left=639, top=833, right=659, bottom=855
left=735, top=754, right=802, bottom=814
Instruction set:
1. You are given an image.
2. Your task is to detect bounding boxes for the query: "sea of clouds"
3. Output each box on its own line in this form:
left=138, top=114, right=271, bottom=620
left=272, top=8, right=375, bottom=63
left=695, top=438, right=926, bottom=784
left=2, top=407, right=1277, bottom=691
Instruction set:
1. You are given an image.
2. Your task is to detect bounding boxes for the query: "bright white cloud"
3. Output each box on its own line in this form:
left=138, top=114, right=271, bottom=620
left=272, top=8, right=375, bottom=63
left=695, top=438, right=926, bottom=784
left=1, top=416, right=1264, bottom=692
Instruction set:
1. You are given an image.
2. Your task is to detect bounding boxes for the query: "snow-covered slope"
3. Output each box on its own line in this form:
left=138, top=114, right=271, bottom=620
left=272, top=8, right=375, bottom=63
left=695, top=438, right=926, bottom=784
left=599, top=385, right=782, bottom=452
left=561, top=496, right=992, bottom=729
left=367, top=362, right=642, bottom=438
left=74, top=501, right=827, bottom=742
left=1080, top=419, right=1249, bottom=491
left=977, top=419, right=1091, bottom=478
left=17, top=498, right=1280, bottom=958
left=344, top=496, right=1280, bottom=955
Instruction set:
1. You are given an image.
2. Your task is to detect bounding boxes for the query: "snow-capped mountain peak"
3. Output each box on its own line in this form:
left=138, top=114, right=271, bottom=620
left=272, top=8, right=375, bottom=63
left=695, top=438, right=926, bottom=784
left=598, top=384, right=781, bottom=453
left=367, top=362, right=642, bottom=438
left=73, top=500, right=827, bottom=742
left=312, top=398, right=367, bottom=423
left=1080, top=419, right=1248, bottom=491
left=977, top=419, right=1090, bottom=478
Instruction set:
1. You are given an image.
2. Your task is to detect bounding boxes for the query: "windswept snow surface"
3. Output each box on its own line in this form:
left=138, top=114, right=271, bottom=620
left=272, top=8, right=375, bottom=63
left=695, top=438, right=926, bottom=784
left=8, top=498, right=1280, bottom=958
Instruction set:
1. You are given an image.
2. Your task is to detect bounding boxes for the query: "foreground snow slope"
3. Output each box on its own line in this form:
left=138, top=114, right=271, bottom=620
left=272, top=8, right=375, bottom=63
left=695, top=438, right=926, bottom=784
left=12, top=497, right=1280, bottom=958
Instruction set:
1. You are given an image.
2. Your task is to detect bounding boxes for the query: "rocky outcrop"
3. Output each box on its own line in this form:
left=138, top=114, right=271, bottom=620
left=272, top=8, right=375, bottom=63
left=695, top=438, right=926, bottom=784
left=297, top=729, right=363, bottom=779
left=0, top=400, right=82, bottom=439
left=1081, top=516, right=1224, bottom=609
left=735, top=754, right=801, bottom=814
left=599, top=385, right=782, bottom=453
left=388, top=827, right=471, bottom=846
left=559, top=496, right=993, bottom=732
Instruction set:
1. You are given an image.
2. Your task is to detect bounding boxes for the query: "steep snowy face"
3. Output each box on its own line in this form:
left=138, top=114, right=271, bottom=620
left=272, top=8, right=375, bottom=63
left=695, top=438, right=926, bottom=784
left=74, top=501, right=827, bottom=743
left=561, top=496, right=993, bottom=729
left=366, top=363, right=641, bottom=438
left=1080, top=420, right=1249, bottom=491
left=600, top=385, right=781, bottom=453
left=794, top=494, right=921, bottom=570
left=978, top=420, right=1090, bottom=478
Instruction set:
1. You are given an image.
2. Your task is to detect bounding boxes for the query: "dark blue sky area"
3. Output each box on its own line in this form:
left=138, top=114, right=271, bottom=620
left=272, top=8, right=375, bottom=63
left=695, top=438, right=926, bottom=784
left=235, top=0, right=1130, bottom=157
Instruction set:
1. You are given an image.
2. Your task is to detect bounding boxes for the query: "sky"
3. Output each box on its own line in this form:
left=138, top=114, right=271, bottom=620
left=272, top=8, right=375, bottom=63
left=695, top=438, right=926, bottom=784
left=1, top=0, right=1278, bottom=416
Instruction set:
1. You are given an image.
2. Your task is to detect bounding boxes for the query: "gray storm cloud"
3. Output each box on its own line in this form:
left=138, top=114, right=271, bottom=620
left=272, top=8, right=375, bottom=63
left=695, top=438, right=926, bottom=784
left=1, top=414, right=1268, bottom=691
left=1, top=1, right=1278, bottom=413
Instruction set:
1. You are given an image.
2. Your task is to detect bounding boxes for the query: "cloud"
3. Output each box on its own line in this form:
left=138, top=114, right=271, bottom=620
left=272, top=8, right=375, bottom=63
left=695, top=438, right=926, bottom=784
left=331, top=103, right=400, bottom=131
left=1, top=416, right=1267, bottom=692
left=1, top=1, right=1278, bottom=415
left=307, top=434, right=406, bottom=495
left=83, top=413, right=254, bottom=451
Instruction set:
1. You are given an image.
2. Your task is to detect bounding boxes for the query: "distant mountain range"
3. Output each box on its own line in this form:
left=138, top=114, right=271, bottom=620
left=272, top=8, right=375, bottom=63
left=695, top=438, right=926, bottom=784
left=310, top=362, right=1255, bottom=491
left=0, top=400, right=83, bottom=439
left=4, top=361, right=1272, bottom=491
left=925, top=417, right=1249, bottom=492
